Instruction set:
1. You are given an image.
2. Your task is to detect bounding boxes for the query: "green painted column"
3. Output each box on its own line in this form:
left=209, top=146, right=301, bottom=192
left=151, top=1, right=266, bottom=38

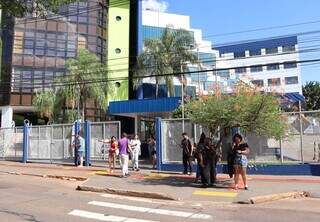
left=107, top=0, right=130, bottom=102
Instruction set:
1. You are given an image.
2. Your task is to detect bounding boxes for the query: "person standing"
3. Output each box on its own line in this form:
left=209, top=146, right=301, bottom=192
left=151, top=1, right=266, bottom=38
left=73, top=134, right=85, bottom=167
left=100, top=136, right=118, bottom=172
left=118, top=133, right=132, bottom=178
left=149, top=135, right=156, bottom=169
left=194, top=133, right=206, bottom=183
left=181, top=133, right=193, bottom=175
left=131, top=134, right=141, bottom=171
left=232, top=134, right=250, bottom=190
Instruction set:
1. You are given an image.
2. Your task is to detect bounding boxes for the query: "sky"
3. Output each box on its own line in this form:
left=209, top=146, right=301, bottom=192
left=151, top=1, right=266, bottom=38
left=142, top=0, right=320, bottom=83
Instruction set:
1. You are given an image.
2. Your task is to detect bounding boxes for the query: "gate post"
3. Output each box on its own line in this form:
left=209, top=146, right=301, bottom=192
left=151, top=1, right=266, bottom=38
left=84, top=120, right=91, bottom=167
left=156, top=117, right=162, bottom=171
left=74, top=121, right=80, bottom=166
left=22, top=120, right=30, bottom=163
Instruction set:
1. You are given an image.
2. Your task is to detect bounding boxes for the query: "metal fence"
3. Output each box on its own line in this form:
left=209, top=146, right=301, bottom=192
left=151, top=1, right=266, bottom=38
left=0, top=127, right=24, bottom=160
left=90, top=121, right=121, bottom=161
left=28, top=124, right=74, bottom=163
left=1, top=121, right=121, bottom=164
left=160, top=110, right=320, bottom=164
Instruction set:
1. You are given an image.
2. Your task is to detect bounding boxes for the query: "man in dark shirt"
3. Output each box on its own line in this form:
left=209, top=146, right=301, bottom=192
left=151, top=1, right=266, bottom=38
left=181, top=132, right=193, bottom=175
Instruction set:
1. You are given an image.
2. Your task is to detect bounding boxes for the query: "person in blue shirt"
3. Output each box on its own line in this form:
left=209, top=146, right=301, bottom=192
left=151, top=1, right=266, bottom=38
left=73, top=134, right=85, bottom=167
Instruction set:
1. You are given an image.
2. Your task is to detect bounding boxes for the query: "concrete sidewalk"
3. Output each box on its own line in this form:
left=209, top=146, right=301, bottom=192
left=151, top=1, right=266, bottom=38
left=1, top=161, right=319, bottom=204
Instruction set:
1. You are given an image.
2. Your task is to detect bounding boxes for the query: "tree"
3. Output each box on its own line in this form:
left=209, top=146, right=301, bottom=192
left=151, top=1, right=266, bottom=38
left=0, top=0, right=80, bottom=17
left=303, top=81, right=320, bottom=111
left=33, top=49, right=110, bottom=123
left=185, top=84, right=287, bottom=141
left=135, top=26, right=197, bottom=97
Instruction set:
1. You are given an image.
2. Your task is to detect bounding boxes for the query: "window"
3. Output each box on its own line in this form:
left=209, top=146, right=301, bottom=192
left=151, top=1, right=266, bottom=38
left=285, top=76, right=299, bottom=85
left=252, top=80, right=264, bottom=87
left=267, top=63, right=280, bottom=70
left=217, top=70, right=230, bottom=78
left=266, top=47, right=278, bottom=54
left=268, top=78, right=281, bottom=86
left=115, top=48, right=121, bottom=54
left=235, top=67, right=246, bottom=74
left=250, top=65, right=263, bottom=72
left=234, top=51, right=246, bottom=58
left=283, top=61, right=297, bottom=69
left=249, top=49, right=261, bottom=56
left=282, top=45, right=295, bottom=52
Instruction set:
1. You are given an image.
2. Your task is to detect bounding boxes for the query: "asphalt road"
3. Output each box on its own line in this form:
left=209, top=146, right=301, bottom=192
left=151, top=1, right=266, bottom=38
left=0, top=173, right=319, bottom=222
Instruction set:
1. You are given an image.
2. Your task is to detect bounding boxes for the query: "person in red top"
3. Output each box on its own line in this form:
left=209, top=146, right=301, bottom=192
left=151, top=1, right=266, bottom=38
left=100, top=136, right=118, bottom=172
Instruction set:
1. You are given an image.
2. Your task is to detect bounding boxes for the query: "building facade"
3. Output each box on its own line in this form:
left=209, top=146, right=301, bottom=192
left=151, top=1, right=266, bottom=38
left=0, top=0, right=137, bottom=127
left=214, top=36, right=302, bottom=95
left=137, top=8, right=220, bottom=98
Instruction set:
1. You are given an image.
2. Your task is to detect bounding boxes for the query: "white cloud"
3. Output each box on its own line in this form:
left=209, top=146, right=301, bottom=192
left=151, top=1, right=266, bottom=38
left=142, top=0, right=169, bottom=12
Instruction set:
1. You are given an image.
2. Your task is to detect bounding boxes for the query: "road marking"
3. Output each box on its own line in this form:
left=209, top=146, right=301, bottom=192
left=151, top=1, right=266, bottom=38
left=193, top=190, right=238, bottom=198
left=100, top=194, right=186, bottom=206
left=69, top=209, right=157, bottom=222
left=89, top=201, right=212, bottom=219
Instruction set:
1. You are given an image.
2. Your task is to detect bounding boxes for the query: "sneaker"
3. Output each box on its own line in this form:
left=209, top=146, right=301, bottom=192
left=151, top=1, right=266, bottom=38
left=187, top=172, right=191, bottom=175
left=135, top=168, right=140, bottom=171
left=244, top=186, right=249, bottom=190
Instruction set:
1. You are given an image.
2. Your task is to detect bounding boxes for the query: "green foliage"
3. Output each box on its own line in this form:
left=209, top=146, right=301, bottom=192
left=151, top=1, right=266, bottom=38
left=0, top=0, right=81, bottom=17
left=185, top=84, right=287, bottom=140
left=135, top=26, right=197, bottom=97
left=303, top=81, right=320, bottom=111
left=33, top=49, right=110, bottom=123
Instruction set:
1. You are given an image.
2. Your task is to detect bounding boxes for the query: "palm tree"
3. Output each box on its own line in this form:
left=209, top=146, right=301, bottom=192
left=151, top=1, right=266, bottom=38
left=33, top=49, right=110, bottom=122
left=135, top=26, right=197, bottom=98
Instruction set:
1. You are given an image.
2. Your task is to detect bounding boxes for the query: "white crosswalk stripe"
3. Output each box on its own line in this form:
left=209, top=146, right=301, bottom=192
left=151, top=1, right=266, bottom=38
left=88, top=201, right=212, bottom=220
left=69, top=209, right=158, bottom=222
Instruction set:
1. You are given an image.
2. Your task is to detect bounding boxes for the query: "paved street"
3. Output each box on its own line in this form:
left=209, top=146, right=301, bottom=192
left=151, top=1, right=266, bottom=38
left=0, top=171, right=319, bottom=222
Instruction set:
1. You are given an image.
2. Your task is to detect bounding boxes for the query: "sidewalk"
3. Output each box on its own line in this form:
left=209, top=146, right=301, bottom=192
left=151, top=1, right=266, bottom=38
left=1, top=161, right=319, bottom=204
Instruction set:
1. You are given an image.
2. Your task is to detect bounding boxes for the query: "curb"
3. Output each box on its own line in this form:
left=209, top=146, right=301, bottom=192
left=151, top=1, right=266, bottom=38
left=240, top=191, right=309, bottom=204
left=77, top=185, right=178, bottom=201
left=0, top=170, right=87, bottom=181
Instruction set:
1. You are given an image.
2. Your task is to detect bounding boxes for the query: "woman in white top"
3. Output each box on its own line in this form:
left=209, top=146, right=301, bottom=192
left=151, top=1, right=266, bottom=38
left=130, top=134, right=141, bottom=171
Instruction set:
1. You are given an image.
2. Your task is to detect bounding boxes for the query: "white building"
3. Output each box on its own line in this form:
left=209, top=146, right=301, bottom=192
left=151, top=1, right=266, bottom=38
left=140, top=9, right=220, bottom=96
left=213, top=36, right=302, bottom=94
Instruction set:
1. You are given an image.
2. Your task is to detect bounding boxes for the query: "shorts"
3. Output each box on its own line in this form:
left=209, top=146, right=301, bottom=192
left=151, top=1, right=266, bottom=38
left=234, top=154, right=248, bottom=168
left=78, top=151, right=84, bottom=157
left=151, top=150, right=156, bottom=156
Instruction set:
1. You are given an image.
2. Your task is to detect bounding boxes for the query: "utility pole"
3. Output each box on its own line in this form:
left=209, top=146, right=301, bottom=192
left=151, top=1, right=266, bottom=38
left=181, top=63, right=185, bottom=133
left=197, top=47, right=201, bottom=96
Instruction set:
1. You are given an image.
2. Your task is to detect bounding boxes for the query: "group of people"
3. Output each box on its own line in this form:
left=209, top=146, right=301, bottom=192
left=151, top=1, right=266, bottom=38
left=100, top=133, right=142, bottom=177
left=181, top=132, right=250, bottom=190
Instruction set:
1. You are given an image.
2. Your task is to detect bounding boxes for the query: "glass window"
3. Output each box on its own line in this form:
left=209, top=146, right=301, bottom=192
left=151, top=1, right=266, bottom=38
left=79, top=16, right=88, bottom=23
left=24, top=48, right=34, bottom=55
left=268, top=78, right=281, bottom=86
left=47, top=49, right=56, bottom=56
left=36, top=32, right=45, bottom=38
left=283, top=45, right=295, bottom=52
left=234, top=51, right=246, bottom=58
left=285, top=76, right=299, bottom=85
left=250, top=65, right=263, bottom=72
left=69, top=16, right=78, bottom=22
left=266, top=47, right=278, bottom=54
left=217, top=70, right=230, bottom=78
left=267, top=63, right=280, bottom=70
left=249, top=49, right=261, bottom=56
left=67, top=51, right=76, bottom=57
left=36, top=40, right=45, bottom=47
left=47, top=33, right=56, bottom=39
left=25, top=31, right=35, bottom=38
left=47, top=40, right=56, bottom=48
left=24, top=40, right=34, bottom=47
left=235, top=67, right=246, bottom=74
left=35, top=49, right=45, bottom=56
left=57, top=50, right=65, bottom=57
left=283, top=61, right=297, bottom=69
left=252, top=80, right=264, bottom=87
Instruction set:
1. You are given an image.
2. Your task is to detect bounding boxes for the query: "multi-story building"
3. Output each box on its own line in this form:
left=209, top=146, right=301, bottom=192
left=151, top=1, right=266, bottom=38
left=137, top=9, right=219, bottom=98
left=213, top=36, right=302, bottom=95
left=0, top=0, right=137, bottom=127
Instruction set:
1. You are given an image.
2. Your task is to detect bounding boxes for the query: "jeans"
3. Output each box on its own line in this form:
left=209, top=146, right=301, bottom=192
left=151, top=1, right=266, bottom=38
left=120, top=154, right=129, bottom=176
left=183, top=154, right=192, bottom=174
left=132, top=149, right=140, bottom=169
